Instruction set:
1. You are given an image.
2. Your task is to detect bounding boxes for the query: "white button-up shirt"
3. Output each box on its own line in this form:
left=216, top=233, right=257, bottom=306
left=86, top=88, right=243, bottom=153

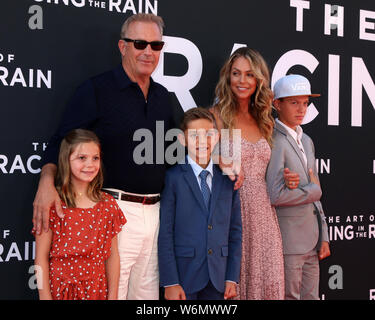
left=276, top=118, right=307, bottom=167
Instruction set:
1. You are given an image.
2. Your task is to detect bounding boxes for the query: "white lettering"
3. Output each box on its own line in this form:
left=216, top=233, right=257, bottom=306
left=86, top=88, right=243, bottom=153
left=9, top=68, right=27, bottom=87
left=0, top=155, right=42, bottom=174
left=369, top=225, right=375, bottom=239
left=145, top=0, right=157, bottom=14
left=316, top=159, right=330, bottom=174
left=153, top=35, right=203, bottom=111
left=0, top=155, right=8, bottom=173
left=351, top=57, right=375, bottom=127
left=0, top=67, right=52, bottom=89
left=109, top=0, right=121, bottom=12
left=27, top=155, right=41, bottom=174
left=37, top=70, right=52, bottom=88
left=290, top=0, right=310, bottom=32
left=324, top=4, right=344, bottom=37
left=9, top=155, right=26, bottom=174
left=0, top=66, right=9, bottom=86
left=5, top=243, right=22, bottom=262
left=360, top=10, right=375, bottom=41
left=328, top=54, right=340, bottom=125
left=123, top=0, right=137, bottom=14
left=329, top=225, right=354, bottom=241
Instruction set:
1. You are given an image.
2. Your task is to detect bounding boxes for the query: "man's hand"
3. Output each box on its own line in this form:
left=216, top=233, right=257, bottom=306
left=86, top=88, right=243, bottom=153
left=318, top=241, right=331, bottom=260
left=164, top=285, right=186, bottom=300
left=224, top=281, right=237, bottom=300
left=283, top=168, right=300, bottom=189
left=32, top=164, right=63, bottom=234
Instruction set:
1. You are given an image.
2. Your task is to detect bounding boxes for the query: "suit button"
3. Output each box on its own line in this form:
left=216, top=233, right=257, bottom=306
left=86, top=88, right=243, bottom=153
left=208, top=225, right=213, bottom=230
left=208, top=249, right=213, bottom=255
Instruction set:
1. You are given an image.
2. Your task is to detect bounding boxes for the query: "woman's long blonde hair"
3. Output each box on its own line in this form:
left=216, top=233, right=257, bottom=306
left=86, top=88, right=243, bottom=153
left=55, top=129, right=104, bottom=208
left=214, top=47, right=274, bottom=145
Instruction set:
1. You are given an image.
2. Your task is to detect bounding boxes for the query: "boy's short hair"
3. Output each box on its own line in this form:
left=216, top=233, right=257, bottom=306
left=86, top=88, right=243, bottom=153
left=180, top=107, right=218, bottom=132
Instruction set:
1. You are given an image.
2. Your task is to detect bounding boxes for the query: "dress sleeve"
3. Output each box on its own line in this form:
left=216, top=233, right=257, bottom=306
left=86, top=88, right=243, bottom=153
left=31, top=206, right=61, bottom=236
left=49, top=207, right=63, bottom=235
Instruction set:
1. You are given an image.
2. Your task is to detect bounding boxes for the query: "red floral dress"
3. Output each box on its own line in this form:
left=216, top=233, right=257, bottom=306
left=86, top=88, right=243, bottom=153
left=48, top=192, right=126, bottom=300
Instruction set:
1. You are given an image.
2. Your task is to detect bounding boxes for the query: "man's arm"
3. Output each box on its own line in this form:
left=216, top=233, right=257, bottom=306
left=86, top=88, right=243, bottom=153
left=33, top=80, right=99, bottom=234
left=33, top=163, right=62, bottom=234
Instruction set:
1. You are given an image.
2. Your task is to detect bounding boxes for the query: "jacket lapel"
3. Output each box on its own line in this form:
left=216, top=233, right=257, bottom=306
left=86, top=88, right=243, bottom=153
left=208, top=165, right=223, bottom=223
left=301, top=134, right=314, bottom=172
left=181, top=161, right=208, bottom=214
left=275, top=122, right=309, bottom=176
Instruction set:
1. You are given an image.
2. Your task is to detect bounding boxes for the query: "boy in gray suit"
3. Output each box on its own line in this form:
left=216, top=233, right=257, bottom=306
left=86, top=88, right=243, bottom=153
left=266, top=74, right=330, bottom=300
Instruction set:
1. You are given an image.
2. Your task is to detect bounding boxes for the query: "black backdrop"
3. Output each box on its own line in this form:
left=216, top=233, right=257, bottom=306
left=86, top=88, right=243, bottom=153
left=0, top=0, right=374, bottom=300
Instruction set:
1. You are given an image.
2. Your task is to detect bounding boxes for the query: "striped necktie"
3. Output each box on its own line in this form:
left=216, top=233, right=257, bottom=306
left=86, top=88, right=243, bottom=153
left=199, top=170, right=211, bottom=210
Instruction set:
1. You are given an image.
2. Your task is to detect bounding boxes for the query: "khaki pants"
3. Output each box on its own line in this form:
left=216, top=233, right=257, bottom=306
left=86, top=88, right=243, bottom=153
left=283, top=249, right=320, bottom=300
left=107, top=189, right=160, bottom=300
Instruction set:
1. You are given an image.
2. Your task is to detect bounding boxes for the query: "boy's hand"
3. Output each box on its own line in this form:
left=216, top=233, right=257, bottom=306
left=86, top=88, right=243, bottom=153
left=318, top=241, right=331, bottom=260
left=165, top=285, right=186, bottom=300
left=224, top=281, right=237, bottom=300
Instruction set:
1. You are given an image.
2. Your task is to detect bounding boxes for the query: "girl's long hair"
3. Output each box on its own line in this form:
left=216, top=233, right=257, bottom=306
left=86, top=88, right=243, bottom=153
left=55, top=129, right=104, bottom=208
left=214, top=47, right=274, bottom=145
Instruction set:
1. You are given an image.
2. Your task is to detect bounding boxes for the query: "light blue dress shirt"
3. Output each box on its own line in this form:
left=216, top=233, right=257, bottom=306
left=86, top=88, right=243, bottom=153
left=187, top=155, right=213, bottom=191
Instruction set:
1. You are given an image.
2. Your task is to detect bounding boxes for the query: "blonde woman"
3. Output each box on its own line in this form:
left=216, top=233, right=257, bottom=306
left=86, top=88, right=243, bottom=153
left=211, top=47, right=285, bottom=300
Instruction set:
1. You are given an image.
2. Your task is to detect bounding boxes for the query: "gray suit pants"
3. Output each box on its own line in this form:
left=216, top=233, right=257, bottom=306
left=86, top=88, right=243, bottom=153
left=284, top=249, right=320, bottom=300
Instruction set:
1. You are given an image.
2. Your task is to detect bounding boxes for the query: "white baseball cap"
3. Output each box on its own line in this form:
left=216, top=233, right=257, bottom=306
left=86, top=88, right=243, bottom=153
left=273, top=74, right=320, bottom=100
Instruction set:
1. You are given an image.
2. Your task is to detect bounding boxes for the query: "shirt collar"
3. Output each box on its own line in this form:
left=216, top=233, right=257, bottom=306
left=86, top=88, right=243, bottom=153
left=187, top=155, right=214, bottom=179
left=276, top=118, right=303, bottom=143
left=113, top=63, right=156, bottom=91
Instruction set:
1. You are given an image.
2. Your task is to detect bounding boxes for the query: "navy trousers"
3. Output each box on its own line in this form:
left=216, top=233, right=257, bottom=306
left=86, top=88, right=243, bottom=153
left=185, top=280, right=224, bottom=300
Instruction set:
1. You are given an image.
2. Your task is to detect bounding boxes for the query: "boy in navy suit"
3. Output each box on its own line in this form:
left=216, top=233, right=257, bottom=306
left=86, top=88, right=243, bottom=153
left=158, top=107, right=242, bottom=300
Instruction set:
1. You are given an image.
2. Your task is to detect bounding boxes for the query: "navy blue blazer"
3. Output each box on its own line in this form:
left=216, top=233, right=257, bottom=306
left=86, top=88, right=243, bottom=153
left=158, top=161, right=242, bottom=294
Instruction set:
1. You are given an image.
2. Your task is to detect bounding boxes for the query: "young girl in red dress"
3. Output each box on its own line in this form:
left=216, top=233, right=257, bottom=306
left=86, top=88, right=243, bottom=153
left=34, top=129, right=126, bottom=300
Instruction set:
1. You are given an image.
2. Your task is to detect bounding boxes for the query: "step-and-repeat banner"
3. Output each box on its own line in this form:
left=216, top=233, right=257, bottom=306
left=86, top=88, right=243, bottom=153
left=0, top=0, right=374, bottom=300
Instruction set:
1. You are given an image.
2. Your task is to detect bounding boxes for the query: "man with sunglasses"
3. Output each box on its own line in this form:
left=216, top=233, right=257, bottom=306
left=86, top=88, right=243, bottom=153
left=32, top=13, right=178, bottom=300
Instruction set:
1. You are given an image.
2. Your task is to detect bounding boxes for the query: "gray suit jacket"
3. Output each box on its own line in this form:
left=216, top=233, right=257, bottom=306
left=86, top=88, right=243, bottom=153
left=266, top=121, right=329, bottom=255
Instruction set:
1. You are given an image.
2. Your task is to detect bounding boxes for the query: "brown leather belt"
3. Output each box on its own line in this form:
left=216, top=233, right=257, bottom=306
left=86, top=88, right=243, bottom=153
left=104, top=189, right=160, bottom=205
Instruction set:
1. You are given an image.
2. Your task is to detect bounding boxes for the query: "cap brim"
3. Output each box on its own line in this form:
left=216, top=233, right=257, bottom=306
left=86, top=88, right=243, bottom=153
left=273, top=93, right=321, bottom=100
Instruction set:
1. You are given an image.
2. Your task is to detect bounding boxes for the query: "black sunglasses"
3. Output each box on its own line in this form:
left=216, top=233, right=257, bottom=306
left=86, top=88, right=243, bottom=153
left=122, top=38, right=165, bottom=51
